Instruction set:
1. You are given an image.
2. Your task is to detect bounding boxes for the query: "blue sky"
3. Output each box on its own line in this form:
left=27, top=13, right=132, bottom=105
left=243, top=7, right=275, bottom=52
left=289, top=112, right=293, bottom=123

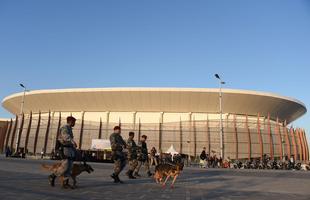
left=0, top=1, right=309, bottom=136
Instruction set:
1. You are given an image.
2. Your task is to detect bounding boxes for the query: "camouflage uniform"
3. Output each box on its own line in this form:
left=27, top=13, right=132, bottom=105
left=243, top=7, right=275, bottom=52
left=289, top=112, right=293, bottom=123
left=48, top=124, right=76, bottom=187
left=109, top=132, right=127, bottom=176
left=134, top=141, right=152, bottom=176
left=54, top=125, right=76, bottom=178
left=127, top=138, right=138, bottom=170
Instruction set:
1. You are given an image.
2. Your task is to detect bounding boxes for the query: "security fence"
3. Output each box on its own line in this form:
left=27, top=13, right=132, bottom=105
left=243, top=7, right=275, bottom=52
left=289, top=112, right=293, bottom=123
left=2, top=112, right=309, bottom=161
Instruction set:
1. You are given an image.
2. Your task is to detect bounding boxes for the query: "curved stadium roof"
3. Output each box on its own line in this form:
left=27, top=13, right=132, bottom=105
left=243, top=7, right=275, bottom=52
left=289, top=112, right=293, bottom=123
left=1, top=87, right=307, bottom=123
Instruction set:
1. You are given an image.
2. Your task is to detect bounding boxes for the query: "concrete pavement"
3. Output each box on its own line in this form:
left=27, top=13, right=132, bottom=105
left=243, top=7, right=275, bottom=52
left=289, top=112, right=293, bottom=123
left=0, top=157, right=309, bottom=200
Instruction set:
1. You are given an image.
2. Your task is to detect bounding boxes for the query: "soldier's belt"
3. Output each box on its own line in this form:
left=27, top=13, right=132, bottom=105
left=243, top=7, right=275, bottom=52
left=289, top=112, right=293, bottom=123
left=62, top=144, right=74, bottom=148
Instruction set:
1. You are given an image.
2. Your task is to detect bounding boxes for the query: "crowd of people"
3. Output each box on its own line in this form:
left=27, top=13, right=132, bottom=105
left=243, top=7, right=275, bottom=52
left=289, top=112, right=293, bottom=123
left=199, top=147, right=225, bottom=168
left=199, top=147, right=310, bottom=171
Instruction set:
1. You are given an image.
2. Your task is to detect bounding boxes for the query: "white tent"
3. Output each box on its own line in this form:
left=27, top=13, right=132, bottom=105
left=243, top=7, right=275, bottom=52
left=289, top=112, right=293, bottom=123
left=166, top=145, right=179, bottom=156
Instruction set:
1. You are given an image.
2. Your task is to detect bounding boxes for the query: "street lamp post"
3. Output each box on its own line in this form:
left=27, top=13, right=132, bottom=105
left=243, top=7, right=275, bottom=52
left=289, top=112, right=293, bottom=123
left=15, top=83, right=27, bottom=153
left=215, top=74, right=225, bottom=159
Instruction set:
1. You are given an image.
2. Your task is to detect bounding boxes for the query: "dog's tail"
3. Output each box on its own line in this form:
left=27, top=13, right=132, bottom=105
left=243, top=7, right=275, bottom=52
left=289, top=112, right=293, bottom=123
left=41, top=164, right=53, bottom=171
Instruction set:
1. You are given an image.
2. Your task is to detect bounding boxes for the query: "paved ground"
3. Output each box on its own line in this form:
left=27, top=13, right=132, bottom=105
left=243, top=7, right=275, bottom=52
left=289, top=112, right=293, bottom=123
left=0, top=157, right=310, bottom=200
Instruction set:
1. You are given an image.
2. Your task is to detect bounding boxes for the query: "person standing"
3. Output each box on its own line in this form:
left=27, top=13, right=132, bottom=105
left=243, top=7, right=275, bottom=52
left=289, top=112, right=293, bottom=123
left=134, top=135, right=152, bottom=177
left=41, top=148, right=45, bottom=159
left=224, top=156, right=231, bottom=168
left=126, top=132, right=138, bottom=179
left=200, top=147, right=207, bottom=168
left=48, top=116, right=77, bottom=188
left=5, top=146, right=10, bottom=157
left=218, top=156, right=223, bottom=168
left=149, top=146, right=158, bottom=167
left=109, top=126, right=127, bottom=183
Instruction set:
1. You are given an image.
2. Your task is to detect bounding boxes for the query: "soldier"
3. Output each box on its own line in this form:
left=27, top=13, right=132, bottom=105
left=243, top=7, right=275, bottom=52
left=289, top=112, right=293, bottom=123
left=125, top=132, right=138, bottom=179
left=134, top=135, right=152, bottom=177
left=109, top=126, right=127, bottom=183
left=48, top=116, right=77, bottom=188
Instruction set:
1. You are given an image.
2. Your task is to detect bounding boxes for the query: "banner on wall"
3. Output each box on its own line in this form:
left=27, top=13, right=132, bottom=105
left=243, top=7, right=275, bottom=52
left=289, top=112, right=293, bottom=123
left=91, top=139, right=111, bottom=150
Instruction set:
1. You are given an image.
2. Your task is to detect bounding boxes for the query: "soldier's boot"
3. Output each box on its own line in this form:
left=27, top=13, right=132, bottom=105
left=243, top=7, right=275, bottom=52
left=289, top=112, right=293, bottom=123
left=134, top=172, right=141, bottom=177
left=111, top=173, right=118, bottom=183
left=130, top=171, right=137, bottom=179
left=127, top=170, right=136, bottom=179
left=115, top=175, right=124, bottom=184
left=62, top=179, right=70, bottom=189
left=48, top=174, right=56, bottom=187
left=147, top=171, right=153, bottom=177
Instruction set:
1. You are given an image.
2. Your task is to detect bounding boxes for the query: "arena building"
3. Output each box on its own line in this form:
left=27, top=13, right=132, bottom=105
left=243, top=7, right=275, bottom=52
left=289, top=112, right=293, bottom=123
left=0, top=87, right=309, bottom=161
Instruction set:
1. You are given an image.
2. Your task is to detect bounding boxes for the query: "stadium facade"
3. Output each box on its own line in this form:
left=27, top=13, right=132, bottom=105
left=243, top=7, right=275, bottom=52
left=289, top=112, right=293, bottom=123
left=0, top=87, right=309, bottom=161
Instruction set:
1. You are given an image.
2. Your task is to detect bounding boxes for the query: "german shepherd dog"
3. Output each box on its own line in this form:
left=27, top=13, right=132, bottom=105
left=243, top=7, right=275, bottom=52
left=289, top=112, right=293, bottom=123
left=154, top=161, right=184, bottom=188
left=41, top=161, right=94, bottom=188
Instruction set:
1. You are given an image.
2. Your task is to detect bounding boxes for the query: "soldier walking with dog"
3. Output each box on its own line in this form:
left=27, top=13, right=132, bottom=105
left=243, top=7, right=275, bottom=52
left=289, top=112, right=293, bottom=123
left=48, top=116, right=77, bottom=189
left=125, top=131, right=138, bottom=179
left=109, top=126, right=127, bottom=183
left=134, top=135, right=152, bottom=177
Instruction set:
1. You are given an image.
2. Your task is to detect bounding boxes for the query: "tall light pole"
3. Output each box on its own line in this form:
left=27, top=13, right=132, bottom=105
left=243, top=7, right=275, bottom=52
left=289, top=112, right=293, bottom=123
left=215, top=74, right=225, bottom=159
left=15, top=83, right=27, bottom=153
